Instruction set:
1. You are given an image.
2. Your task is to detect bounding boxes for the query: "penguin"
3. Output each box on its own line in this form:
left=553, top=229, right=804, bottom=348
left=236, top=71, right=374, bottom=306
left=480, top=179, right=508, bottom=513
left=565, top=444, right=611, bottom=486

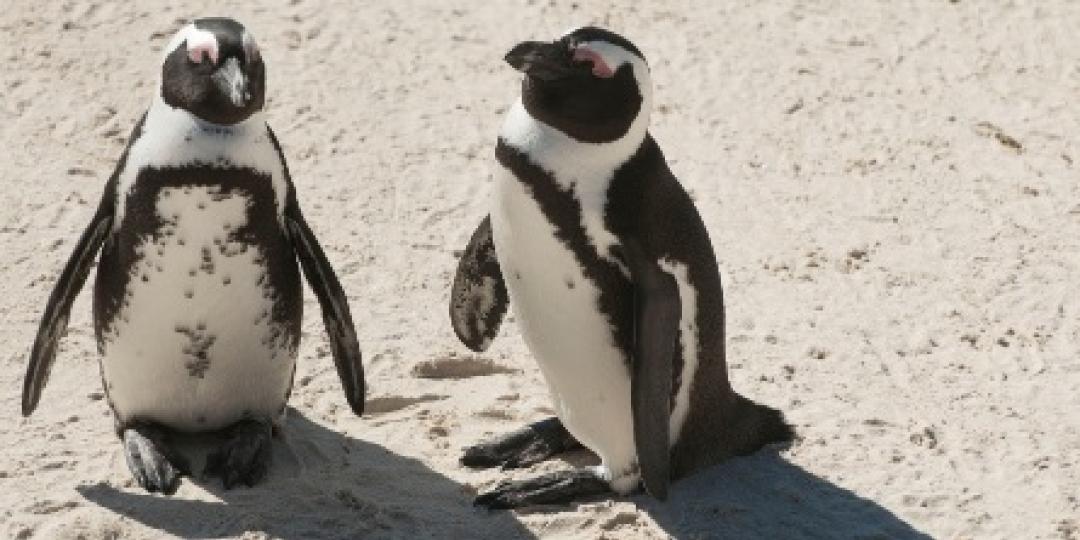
left=450, top=27, right=794, bottom=509
left=21, top=18, right=365, bottom=494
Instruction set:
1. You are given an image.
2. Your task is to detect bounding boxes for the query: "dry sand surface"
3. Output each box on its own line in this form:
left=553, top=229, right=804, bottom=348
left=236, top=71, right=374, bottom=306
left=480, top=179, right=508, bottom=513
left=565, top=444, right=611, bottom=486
left=2, top=1, right=1079, bottom=538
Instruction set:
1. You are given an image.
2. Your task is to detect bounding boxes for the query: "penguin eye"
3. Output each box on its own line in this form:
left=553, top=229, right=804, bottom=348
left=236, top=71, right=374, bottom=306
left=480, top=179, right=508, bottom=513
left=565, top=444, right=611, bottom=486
left=572, top=47, right=615, bottom=78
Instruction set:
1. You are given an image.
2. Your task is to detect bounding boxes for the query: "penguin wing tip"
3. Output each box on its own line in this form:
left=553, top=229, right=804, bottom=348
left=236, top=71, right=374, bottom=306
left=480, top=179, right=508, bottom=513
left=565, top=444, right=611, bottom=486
left=20, top=388, right=38, bottom=416
left=466, top=339, right=491, bottom=354
left=347, top=396, right=364, bottom=417
left=453, top=328, right=491, bottom=354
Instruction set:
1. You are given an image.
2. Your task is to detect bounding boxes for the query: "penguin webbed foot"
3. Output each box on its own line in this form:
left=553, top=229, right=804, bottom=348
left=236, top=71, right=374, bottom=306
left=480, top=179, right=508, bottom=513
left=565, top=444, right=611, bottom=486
left=462, top=416, right=582, bottom=470
left=204, top=418, right=272, bottom=489
left=474, top=468, right=611, bottom=509
left=122, top=424, right=189, bottom=495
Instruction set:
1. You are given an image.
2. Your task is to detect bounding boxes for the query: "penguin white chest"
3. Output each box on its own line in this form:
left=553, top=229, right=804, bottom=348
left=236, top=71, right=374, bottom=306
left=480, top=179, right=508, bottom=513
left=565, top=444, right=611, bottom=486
left=100, top=186, right=296, bottom=432
left=491, top=167, right=639, bottom=486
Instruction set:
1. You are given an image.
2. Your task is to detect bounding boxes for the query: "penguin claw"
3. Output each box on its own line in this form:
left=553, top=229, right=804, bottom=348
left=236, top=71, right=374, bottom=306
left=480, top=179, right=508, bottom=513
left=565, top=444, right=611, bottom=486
left=122, top=427, right=183, bottom=495
left=474, top=469, right=610, bottom=510
left=204, top=419, right=272, bottom=489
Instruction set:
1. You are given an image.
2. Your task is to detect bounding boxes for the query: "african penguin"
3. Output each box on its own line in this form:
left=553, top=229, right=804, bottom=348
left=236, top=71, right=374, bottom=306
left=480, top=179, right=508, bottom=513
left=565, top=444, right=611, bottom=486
left=451, top=26, right=794, bottom=508
left=22, top=18, right=365, bottom=494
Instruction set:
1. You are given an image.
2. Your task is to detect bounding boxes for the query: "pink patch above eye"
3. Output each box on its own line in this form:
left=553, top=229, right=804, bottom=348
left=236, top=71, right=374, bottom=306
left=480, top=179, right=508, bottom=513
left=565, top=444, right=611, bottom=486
left=572, top=47, right=615, bottom=78
left=186, top=32, right=219, bottom=64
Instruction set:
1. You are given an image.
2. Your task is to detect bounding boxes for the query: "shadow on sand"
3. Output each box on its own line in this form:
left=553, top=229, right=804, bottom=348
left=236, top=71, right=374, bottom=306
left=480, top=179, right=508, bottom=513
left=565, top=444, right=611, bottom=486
left=78, top=408, right=533, bottom=539
left=629, top=449, right=932, bottom=539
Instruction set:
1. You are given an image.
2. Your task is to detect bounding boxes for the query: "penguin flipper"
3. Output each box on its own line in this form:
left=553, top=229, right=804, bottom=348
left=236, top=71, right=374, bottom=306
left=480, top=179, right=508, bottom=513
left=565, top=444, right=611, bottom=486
left=449, top=216, right=509, bottom=352
left=285, top=206, right=365, bottom=416
left=622, top=239, right=680, bottom=500
left=22, top=211, right=112, bottom=416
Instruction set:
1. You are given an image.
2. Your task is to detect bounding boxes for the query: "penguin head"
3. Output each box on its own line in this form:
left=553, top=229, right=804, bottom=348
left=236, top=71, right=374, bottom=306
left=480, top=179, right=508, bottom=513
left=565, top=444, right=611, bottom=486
left=505, top=27, right=652, bottom=143
left=159, top=18, right=266, bottom=125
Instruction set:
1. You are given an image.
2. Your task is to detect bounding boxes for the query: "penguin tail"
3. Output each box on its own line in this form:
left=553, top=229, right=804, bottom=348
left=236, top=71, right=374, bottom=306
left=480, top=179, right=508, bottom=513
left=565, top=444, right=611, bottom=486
left=731, top=393, right=795, bottom=455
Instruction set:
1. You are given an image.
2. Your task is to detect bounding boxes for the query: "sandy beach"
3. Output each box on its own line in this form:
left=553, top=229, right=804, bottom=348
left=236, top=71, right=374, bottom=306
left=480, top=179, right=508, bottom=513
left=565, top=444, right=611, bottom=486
left=1, top=1, right=1078, bottom=538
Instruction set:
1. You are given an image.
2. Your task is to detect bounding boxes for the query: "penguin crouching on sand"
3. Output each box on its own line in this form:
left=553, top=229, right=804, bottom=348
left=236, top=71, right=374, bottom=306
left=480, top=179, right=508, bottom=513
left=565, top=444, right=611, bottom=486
left=22, top=17, right=365, bottom=494
left=451, top=26, right=794, bottom=509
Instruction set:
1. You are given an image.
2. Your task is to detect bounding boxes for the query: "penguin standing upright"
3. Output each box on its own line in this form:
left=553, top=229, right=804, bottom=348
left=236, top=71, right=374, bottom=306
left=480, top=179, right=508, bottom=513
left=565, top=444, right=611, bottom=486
left=22, top=18, right=365, bottom=494
left=451, top=27, right=793, bottom=508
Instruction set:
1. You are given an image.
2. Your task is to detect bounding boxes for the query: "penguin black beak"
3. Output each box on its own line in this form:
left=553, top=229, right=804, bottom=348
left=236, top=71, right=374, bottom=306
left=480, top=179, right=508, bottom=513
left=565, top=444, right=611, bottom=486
left=505, top=41, right=583, bottom=81
left=211, top=57, right=250, bottom=108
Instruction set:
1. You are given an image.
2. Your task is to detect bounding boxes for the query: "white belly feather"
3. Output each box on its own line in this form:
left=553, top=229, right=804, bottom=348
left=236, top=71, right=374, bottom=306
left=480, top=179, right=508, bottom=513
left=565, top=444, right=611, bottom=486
left=492, top=167, right=639, bottom=490
left=101, top=187, right=295, bottom=432
left=99, top=100, right=295, bottom=432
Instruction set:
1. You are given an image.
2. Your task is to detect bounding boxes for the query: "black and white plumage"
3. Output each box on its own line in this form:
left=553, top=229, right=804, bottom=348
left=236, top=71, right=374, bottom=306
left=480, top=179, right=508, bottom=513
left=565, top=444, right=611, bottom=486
left=452, top=26, right=794, bottom=508
left=22, top=18, right=364, bottom=494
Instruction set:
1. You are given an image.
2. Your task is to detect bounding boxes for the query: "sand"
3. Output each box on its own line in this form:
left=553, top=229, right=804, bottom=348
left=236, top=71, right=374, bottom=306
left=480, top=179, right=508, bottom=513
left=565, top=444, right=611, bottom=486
left=2, top=1, right=1078, bottom=538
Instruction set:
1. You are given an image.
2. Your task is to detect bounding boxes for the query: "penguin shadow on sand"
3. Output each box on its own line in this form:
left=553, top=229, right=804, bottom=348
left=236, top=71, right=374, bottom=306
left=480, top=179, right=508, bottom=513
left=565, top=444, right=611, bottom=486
left=579, top=448, right=931, bottom=539
left=77, top=407, right=534, bottom=539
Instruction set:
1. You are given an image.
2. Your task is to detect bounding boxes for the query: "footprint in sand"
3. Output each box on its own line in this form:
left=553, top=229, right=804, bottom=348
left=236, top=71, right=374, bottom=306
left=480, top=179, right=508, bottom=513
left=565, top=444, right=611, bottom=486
left=411, top=357, right=519, bottom=380
left=364, top=394, right=448, bottom=414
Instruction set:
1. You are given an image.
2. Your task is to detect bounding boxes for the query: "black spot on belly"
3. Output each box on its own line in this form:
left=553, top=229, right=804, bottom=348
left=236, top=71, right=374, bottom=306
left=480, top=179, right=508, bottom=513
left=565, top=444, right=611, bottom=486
left=175, top=324, right=216, bottom=378
left=222, top=275, right=232, bottom=285
left=565, top=278, right=575, bottom=289
left=184, top=289, right=194, bottom=299
left=199, top=246, right=215, bottom=274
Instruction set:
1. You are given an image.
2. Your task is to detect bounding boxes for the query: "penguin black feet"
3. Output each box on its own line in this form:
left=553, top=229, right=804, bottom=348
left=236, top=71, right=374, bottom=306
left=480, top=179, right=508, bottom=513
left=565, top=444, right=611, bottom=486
left=121, top=423, right=190, bottom=495
left=462, top=417, right=583, bottom=470
left=205, top=418, right=272, bottom=489
left=474, top=468, right=611, bottom=509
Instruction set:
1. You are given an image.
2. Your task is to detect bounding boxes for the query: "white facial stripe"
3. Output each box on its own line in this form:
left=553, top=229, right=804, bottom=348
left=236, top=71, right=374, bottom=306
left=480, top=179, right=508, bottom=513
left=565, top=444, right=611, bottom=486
left=185, top=28, right=219, bottom=64
left=242, top=31, right=260, bottom=64
left=575, top=40, right=651, bottom=96
left=163, top=24, right=219, bottom=64
left=162, top=23, right=195, bottom=61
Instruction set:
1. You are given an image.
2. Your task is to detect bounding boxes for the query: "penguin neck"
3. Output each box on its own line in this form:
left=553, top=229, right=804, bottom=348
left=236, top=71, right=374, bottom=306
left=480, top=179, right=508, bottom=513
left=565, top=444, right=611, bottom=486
left=500, top=97, right=649, bottom=196
left=147, top=95, right=266, bottom=140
